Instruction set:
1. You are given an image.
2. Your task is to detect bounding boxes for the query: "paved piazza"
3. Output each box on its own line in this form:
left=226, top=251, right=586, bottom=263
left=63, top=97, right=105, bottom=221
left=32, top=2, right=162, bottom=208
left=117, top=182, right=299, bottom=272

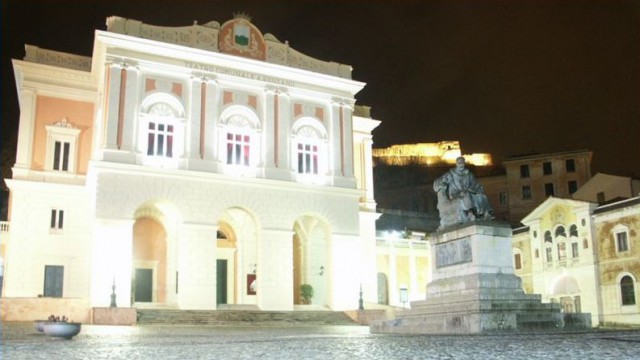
left=1, top=322, right=639, bottom=359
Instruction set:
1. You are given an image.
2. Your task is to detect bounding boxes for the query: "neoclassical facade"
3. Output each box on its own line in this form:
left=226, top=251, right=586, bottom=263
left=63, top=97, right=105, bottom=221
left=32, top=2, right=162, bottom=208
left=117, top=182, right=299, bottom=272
left=2, top=15, right=381, bottom=321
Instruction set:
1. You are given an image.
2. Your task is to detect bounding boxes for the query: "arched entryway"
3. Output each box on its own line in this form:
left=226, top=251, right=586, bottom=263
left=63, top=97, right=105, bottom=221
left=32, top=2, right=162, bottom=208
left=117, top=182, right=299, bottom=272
left=132, top=217, right=167, bottom=303
left=292, top=215, right=330, bottom=307
left=217, top=207, right=258, bottom=307
left=549, top=273, right=581, bottom=313
left=131, top=200, right=181, bottom=306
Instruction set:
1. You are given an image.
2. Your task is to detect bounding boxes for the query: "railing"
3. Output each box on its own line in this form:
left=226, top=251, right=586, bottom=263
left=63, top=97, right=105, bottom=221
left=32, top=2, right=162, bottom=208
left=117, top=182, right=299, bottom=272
left=376, top=238, right=429, bottom=249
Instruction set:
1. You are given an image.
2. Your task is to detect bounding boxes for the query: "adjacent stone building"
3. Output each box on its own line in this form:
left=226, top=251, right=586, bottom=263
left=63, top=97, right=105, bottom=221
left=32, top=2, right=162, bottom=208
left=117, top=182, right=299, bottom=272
left=513, top=195, right=640, bottom=326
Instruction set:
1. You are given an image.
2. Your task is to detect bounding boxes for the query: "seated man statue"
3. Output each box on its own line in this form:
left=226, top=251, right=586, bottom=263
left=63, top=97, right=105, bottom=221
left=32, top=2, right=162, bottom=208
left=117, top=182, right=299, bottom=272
left=433, top=156, right=494, bottom=228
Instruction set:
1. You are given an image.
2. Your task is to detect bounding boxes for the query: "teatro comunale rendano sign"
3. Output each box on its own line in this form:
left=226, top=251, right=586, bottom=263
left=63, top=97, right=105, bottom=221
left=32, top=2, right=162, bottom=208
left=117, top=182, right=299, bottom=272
left=185, top=61, right=296, bottom=87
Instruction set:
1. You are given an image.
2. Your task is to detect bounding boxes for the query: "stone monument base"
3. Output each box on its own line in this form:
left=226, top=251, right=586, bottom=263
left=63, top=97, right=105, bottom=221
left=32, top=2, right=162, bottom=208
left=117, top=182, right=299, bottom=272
left=371, top=222, right=591, bottom=334
left=92, top=307, right=137, bottom=325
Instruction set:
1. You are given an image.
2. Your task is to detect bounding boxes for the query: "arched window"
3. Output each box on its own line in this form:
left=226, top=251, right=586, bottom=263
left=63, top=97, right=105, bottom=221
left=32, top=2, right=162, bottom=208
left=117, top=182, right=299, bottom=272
left=569, top=224, right=578, bottom=237
left=291, top=118, right=328, bottom=183
left=219, top=106, right=261, bottom=175
left=620, top=276, right=636, bottom=306
left=295, top=126, right=321, bottom=174
left=555, top=226, right=566, bottom=238
left=138, top=93, right=186, bottom=165
left=224, top=115, right=257, bottom=166
left=544, top=231, right=552, bottom=243
left=146, top=103, right=177, bottom=157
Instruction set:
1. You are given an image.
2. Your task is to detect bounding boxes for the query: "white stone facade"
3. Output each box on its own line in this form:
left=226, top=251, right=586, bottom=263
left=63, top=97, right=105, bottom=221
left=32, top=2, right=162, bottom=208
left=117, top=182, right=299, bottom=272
left=2, top=15, right=381, bottom=320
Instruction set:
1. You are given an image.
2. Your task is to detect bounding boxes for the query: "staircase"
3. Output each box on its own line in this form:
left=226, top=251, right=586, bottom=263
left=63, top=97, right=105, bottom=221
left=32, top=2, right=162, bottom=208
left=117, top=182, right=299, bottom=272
left=136, top=309, right=358, bottom=326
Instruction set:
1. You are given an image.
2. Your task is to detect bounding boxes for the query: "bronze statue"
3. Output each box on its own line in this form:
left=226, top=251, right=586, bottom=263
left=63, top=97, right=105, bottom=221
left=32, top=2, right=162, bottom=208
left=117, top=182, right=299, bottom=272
left=434, top=156, right=494, bottom=228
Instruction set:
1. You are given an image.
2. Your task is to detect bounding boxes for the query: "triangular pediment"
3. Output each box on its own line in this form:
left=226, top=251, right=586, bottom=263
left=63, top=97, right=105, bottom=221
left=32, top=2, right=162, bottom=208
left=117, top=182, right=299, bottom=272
left=521, top=196, right=595, bottom=225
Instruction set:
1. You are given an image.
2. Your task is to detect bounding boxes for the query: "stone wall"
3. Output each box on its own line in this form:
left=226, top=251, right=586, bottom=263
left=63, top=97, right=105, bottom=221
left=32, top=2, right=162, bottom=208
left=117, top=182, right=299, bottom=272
left=1, top=298, right=91, bottom=323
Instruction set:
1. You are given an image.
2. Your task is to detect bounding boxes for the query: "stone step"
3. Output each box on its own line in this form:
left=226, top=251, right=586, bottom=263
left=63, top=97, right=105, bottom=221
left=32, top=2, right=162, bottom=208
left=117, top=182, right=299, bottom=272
left=136, top=309, right=358, bottom=326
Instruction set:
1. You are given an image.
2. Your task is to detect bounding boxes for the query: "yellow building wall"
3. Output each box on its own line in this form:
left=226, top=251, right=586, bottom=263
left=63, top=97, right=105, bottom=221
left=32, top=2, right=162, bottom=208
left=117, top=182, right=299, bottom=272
left=415, top=256, right=429, bottom=291
left=596, top=214, right=640, bottom=285
left=396, top=255, right=410, bottom=289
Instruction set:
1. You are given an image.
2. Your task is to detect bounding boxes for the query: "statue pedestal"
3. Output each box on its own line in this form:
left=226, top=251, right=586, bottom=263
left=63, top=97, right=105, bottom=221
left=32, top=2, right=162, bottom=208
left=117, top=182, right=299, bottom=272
left=371, top=221, right=591, bottom=334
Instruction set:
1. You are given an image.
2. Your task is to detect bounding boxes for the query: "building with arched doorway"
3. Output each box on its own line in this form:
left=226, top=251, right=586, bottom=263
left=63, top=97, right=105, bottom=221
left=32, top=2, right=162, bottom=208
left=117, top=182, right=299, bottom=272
left=1, top=15, right=381, bottom=321
left=512, top=195, right=640, bottom=327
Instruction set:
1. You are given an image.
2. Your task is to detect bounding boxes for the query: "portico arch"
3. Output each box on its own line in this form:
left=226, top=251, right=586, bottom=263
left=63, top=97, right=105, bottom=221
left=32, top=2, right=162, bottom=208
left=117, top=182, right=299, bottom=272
left=549, top=273, right=581, bottom=313
left=131, top=200, right=182, bottom=306
left=217, top=207, right=259, bottom=307
left=292, top=214, right=330, bottom=307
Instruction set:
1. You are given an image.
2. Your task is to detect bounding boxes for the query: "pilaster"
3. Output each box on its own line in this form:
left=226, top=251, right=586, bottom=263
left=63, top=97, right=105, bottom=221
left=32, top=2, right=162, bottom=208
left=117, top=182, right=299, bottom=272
left=177, top=222, right=218, bottom=310
left=14, top=87, right=37, bottom=170
left=258, top=228, right=294, bottom=311
left=90, top=218, right=134, bottom=308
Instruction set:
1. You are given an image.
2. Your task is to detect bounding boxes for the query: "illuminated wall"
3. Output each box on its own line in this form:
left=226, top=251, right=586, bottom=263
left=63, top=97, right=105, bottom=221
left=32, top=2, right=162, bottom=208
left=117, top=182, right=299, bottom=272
left=3, top=14, right=382, bottom=320
left=373, top=141, right=492, bottom=167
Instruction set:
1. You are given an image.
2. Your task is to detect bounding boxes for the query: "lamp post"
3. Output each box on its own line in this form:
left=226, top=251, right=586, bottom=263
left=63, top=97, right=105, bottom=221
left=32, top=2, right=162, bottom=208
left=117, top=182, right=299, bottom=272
left=358, top=284, right=364, bottom=310
left=110, top=276, right=117, bottom=308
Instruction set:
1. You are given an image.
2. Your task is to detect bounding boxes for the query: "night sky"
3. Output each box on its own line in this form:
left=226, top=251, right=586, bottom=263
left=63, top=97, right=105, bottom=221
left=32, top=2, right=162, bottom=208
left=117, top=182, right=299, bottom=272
left=2, top=1, right=639, bottom=177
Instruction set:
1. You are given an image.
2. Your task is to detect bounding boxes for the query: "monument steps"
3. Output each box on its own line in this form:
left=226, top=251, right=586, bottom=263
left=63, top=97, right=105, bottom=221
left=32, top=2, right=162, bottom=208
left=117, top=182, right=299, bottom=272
left=371, top=222, right=592, bottom=334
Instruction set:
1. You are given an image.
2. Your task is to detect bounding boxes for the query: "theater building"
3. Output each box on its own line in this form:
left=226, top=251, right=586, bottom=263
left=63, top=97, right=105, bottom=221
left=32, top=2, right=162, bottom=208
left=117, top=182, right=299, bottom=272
left=1, top=15, right=381, bottom=321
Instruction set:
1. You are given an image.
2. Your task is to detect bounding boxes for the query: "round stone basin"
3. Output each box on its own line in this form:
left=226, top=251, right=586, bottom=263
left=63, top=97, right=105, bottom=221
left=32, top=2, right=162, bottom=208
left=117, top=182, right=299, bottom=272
left=42, top=322, right=82, bottom=339
left=33, top=320, right=47, bottom=333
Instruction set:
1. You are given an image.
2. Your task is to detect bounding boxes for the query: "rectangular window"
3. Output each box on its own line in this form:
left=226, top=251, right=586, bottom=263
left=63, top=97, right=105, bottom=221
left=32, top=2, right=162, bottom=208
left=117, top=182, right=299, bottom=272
left=574, top=296, right=581, bottom=313
left=50, top=209, right=64, bottom=231
left=616, top=232, right=629, bottom=252
left=297, top=143, right=319, bottom=174
left=572, top=242, right=579, bottom=258
left=544, top=183, right=555, bottom=197
left=566, top=159, right=576, bottom=172
left=557, top=242, right=566, bottom=261
left=147, top=122, right=174, bottom=157
left=535, top=249, right=540, bottom=258
left=522, top=185, right=532, bottom=200
left=543, top=161, right=553, bottom=175
left=53, top=140, right=71, bottom=171
left=514, top=253, right=522, bottom=270
left=520, top=164, right=530, bottom=178
left=226, top=132, right=251, bottom=166
left=43, top=265, right=64, bottom=297
left=499, top=192, right=507, bottom=206
left=46, top=123, right=80, bottom=174
left=568, top=180, right=578, bottom=194
left=545, top=247, right=553, bottom=262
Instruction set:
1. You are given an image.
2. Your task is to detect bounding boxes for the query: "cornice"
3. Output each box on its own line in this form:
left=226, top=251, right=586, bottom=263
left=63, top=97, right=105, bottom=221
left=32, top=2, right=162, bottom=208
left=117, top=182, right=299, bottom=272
left=89, top=160, right=363, bottom=199
left=95, top=30, right=365, bottom=97
left=13, top=59, right=97, bottom=99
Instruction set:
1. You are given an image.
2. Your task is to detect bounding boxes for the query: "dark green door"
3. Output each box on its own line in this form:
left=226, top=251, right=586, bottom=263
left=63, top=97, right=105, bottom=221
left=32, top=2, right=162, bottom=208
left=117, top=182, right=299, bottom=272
left=135, top=268, right=153, bottom=302
left=43, top=265, right=64, bottom=297
left=216, top=260, right=227, bottom=305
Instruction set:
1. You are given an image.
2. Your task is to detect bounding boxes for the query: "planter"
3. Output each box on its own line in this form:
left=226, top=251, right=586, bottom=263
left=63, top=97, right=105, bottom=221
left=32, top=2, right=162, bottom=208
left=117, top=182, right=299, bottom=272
left=42, top=322, right=82, bottom=339
left=33, top=320, right=47, bottom=333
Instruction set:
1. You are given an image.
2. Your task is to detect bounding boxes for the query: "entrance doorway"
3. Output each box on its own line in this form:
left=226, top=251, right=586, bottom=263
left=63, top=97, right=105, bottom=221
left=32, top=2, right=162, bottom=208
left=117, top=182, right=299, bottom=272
left=43, top=265, right=64, bottom=298
left=217, top=260, right=228, bottom=305
left=135, top=268, right=153, bottom=302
